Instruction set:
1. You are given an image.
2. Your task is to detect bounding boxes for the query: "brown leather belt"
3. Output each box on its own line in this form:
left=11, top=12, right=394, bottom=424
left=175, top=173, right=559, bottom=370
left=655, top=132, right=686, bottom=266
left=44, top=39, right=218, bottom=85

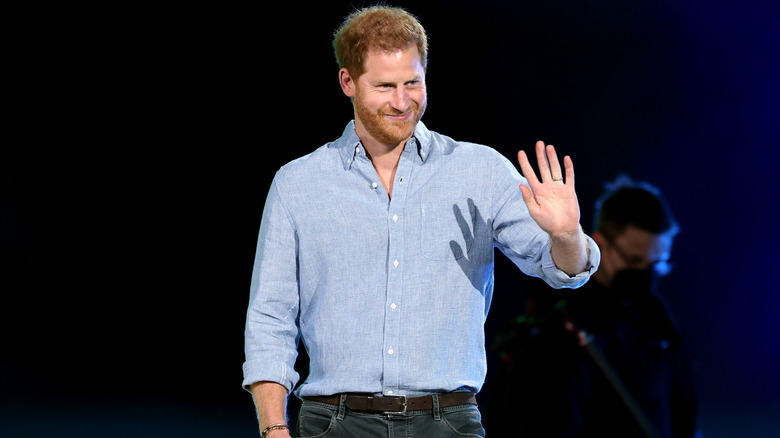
left=304, top=392, right=477, bottom=413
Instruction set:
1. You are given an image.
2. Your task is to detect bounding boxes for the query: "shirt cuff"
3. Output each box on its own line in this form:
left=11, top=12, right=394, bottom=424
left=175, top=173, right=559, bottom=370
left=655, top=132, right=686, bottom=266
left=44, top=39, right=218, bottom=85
left=242, top=357, right=299, bottom=393
left=540, top=233, right=600, bottom=289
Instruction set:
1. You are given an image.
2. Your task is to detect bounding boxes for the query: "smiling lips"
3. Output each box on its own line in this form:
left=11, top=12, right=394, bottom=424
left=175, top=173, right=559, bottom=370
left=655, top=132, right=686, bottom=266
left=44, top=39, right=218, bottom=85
left=385, top=112, right=412, bottom=121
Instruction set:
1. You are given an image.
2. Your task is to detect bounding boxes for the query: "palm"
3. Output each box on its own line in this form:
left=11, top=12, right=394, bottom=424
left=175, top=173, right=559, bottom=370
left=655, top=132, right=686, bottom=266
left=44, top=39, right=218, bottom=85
left=517, top=141, right=581, bottom=238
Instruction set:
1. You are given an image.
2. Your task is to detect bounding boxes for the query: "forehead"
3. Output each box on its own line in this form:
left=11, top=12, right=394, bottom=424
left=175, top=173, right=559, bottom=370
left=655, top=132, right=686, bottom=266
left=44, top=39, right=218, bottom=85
left=361, top=45, right=425, bottom=79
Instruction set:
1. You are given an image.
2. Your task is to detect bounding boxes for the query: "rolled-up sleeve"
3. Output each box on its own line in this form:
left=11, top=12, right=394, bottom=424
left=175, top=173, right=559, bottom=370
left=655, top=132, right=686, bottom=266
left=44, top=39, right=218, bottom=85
left=242, top=174, right=301, bottom=392
left=536, top=234, right=600, bottom=289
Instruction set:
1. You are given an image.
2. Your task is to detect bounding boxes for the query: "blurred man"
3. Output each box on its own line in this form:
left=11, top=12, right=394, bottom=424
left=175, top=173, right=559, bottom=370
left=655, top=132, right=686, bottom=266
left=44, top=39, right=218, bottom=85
left=490, top=175, right=699, bottom=438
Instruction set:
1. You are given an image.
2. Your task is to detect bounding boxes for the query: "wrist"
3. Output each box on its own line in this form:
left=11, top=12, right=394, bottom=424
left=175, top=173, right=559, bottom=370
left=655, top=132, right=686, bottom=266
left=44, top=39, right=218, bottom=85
left=549, top=226, right=591, bottom=276
left=549, top=226, right=584, bottom=246
left=261, top=423, right=288, bottom=438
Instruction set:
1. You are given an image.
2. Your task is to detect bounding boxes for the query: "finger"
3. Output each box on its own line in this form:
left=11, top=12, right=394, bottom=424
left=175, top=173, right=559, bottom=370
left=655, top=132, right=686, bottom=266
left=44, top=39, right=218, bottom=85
left=517, top=150, right=540, bottom=186
left=546, top=144, right=564, bottom=182
left=534, top=141, right=551, bottom=183
left=518, top=183, right=538, bottom=209
left=563, top=155, right=575, bottom=186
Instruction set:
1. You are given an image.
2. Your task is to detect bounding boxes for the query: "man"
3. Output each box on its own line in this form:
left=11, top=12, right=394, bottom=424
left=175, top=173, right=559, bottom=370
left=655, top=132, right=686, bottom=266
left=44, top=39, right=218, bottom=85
left=243, top=6, right=599, bottom=437
left=489, top=176, right=699, bottom=437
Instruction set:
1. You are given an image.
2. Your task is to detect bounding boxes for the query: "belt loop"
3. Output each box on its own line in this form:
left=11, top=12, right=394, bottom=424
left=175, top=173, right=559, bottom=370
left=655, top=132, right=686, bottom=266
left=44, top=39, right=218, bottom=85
left=337, top=394, right=347, bottom=420
left=432, top=393, right=441, bottom=421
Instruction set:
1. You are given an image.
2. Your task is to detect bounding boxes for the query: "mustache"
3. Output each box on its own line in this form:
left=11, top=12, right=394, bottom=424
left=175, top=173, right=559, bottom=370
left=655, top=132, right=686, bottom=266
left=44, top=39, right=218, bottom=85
left=382, top=100, right=420, bottom=116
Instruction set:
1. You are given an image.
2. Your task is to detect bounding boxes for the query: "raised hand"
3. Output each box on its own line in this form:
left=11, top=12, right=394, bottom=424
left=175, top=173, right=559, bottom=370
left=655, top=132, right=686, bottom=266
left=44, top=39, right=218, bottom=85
left=517, top=141, right=581, bottom=239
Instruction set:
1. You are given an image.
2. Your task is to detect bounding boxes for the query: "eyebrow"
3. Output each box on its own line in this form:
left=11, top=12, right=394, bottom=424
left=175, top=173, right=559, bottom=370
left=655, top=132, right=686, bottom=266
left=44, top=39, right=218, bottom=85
left=371, top=75, right=423, bottom=86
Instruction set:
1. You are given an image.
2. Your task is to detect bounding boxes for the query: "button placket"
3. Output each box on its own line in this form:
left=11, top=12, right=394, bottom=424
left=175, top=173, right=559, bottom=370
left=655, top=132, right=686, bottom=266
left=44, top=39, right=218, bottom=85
left=381, top=147, right=417, bottom=396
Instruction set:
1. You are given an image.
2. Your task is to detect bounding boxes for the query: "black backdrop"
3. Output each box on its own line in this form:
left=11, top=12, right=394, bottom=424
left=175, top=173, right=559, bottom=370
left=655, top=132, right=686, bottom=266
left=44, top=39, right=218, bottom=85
left=3, top=1, right=779, bottom=436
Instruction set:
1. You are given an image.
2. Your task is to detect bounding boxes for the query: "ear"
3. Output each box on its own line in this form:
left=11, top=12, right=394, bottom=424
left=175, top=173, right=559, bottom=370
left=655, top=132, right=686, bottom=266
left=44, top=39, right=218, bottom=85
left=339, top=68, right=356, bottom=98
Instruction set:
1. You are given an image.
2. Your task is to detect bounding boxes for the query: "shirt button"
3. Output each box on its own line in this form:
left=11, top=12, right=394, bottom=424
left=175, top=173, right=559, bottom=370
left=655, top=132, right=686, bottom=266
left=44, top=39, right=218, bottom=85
left=391, top=303, right=397, bottom=310
left=372, top=182, right=378, bottom=189
left=387, top=390, right=394, bottom=395
left=392, top=214, right=398, bottom=222
left=393, top=259, right=399, bottom=267
left=388, top=348, right=394, bottom=355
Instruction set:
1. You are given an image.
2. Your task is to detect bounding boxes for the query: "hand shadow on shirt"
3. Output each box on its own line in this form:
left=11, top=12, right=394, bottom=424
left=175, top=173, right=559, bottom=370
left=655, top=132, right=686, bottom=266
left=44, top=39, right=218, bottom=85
left=450, top=198, right=491, bottom=294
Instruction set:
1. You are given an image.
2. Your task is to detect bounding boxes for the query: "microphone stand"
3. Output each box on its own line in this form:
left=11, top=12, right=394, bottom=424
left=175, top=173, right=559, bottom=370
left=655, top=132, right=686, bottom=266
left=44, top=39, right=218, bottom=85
left=561, top=308, right=663, bottom=438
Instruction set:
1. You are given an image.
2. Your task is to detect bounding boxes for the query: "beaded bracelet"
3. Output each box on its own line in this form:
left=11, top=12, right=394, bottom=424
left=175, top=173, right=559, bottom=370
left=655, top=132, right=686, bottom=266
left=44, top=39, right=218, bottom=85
left=261, top=423, right=288, bottom=437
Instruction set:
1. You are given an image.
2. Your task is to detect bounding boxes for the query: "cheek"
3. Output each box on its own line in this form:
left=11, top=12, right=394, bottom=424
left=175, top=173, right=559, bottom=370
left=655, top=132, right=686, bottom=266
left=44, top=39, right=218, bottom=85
left=410, top=89, right=426, bottom=105
left=371, top=89, right=398, bottom=105
left=366, top=95, right=387, bottom=110
left=355, top=89, right=384, bottom=111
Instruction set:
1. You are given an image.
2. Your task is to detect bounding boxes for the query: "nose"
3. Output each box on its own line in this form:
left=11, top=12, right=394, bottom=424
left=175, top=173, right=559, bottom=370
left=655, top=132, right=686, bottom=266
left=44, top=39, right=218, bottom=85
left=390, top=87, right=410, bottom=112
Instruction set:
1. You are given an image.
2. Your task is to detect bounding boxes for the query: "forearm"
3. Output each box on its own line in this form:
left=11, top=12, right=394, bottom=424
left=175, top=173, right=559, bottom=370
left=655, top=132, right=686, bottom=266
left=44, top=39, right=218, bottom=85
left=549, top=226, right=590, bottom=276
left=250, top=381, right=291, bottom=436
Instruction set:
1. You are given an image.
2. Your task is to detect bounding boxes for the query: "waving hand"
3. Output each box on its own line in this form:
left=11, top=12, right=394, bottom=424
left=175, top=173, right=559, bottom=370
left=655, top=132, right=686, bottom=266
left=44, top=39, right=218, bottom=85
left=518, top=141, right=589, bottom=275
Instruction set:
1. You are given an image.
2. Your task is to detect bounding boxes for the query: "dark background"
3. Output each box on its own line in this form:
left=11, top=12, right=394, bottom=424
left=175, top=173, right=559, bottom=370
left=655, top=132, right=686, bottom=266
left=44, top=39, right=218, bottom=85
left=2, top=0, right=779, bottom=436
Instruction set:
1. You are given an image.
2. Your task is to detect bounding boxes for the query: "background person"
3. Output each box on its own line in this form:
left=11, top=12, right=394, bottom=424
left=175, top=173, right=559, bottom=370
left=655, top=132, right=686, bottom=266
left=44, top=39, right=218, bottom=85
left=489, top=175, right=699, bottom=438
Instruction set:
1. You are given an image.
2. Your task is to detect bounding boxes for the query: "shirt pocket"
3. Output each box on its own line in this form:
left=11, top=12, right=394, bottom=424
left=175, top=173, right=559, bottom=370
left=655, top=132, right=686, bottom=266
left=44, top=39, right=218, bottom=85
left=420, top=202, right=475, bottom=261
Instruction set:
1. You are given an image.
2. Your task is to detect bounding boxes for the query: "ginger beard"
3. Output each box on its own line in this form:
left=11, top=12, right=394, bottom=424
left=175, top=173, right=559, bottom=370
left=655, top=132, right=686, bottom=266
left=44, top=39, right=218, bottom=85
left=353, top=83, right=427, bottom=147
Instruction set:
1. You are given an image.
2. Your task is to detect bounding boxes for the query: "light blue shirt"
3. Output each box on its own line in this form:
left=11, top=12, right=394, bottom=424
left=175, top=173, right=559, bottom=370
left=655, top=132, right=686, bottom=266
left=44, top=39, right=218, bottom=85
left=243, top=121, right=599, bottom=398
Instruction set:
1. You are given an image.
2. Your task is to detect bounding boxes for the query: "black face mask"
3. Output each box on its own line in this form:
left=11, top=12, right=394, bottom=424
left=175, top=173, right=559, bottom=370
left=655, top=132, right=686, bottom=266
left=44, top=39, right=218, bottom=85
left=609, top=267, right=661, bottom=297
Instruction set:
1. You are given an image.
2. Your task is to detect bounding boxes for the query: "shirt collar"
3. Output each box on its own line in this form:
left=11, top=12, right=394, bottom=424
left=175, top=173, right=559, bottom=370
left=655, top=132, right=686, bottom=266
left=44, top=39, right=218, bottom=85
left=333, top=120, right=433, bottom=170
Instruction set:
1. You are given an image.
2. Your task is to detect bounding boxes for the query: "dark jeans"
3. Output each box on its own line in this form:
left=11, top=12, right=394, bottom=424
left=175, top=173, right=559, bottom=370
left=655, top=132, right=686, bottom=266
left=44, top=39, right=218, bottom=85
left=296, top=394, right=486, bottom=438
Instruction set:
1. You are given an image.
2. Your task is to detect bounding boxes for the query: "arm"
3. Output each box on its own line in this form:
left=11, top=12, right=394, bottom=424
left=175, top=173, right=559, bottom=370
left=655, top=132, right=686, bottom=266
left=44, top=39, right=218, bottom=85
left=243, top=174, right=301, bottom=435
left=251, top=381, right=292, bottom=438
left=517, top=141, right=589, bottom=276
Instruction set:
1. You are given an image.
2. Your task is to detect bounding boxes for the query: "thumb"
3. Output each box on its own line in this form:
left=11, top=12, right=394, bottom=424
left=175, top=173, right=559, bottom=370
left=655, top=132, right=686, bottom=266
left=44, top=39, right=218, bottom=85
left=518, top=184, right=536, bottom=206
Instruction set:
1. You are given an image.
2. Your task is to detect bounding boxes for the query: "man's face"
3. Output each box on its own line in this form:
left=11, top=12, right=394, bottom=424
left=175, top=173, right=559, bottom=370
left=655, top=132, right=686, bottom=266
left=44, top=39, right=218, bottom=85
left=594, top=225, right=674, bottom=287
left=350, top=45, right=427, bottom=147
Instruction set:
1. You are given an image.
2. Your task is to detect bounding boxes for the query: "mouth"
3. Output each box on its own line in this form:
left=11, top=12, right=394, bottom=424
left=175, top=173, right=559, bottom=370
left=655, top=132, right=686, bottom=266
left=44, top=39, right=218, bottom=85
left=384, top=111, right=414, bottom=122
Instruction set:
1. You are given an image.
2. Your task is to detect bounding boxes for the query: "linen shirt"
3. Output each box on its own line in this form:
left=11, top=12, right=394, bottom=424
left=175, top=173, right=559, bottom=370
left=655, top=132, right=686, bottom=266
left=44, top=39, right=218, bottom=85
left=243, top=120, right=599, bottom=398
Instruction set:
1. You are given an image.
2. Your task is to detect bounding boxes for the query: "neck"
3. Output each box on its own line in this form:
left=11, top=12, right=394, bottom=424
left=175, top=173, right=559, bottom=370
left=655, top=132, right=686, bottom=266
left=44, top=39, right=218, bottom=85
left=354, top=121, right=412, bottom=199
left=365, top=141, right=405, bottom=199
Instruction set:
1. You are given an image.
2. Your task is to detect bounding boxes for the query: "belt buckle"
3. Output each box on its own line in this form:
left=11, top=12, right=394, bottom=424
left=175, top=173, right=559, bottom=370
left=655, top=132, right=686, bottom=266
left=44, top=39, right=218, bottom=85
left=384, top=395, right=407, bottom=415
